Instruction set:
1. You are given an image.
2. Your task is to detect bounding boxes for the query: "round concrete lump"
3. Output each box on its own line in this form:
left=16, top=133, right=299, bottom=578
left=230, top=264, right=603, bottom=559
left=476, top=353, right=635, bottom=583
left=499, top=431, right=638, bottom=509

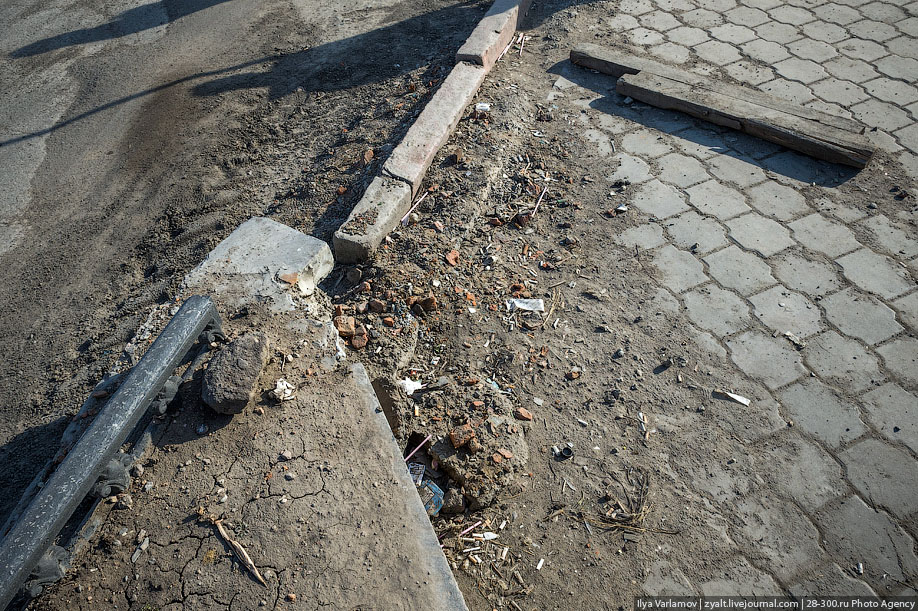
left=201, top=332, right=269, bottom=414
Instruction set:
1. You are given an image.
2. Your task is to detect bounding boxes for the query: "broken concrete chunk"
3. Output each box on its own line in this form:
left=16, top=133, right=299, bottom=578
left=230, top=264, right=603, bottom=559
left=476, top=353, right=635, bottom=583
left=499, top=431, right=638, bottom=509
left=449, top=423, right=476, bottom=449
left=201, top=333, right=269, bottom=415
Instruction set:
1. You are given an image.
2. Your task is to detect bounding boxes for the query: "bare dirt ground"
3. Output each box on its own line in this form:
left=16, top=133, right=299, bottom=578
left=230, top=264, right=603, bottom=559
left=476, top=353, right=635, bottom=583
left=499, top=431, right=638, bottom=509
left=0, top=0, right=486, bottom=527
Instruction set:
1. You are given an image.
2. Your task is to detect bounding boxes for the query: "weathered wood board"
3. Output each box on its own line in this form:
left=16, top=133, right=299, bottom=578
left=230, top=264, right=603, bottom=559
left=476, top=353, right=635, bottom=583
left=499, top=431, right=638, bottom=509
left=570, top=43, right=873, bottom=168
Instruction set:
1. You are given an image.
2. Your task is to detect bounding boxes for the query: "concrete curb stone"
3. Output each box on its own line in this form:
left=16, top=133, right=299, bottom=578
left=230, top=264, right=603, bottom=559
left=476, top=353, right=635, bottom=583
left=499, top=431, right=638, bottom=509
left=456, top=0, right=532, bottom=70
left=333, top=176, right=412, bottom=263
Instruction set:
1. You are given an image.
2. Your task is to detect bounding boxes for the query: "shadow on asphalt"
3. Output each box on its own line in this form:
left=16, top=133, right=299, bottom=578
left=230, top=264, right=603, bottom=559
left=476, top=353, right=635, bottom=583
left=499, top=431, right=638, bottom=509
left=551, top=59, right=860, bottom=188
left=10, top=0, right=234, bottom=58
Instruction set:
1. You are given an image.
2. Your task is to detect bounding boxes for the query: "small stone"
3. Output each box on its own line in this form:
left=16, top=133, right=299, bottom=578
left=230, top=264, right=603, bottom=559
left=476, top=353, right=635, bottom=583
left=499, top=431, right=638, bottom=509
left=420, top=295, right=438, bottom=311
left=350, top=334, right=368, bottom=349
left=450, top=424, right=475, bottom=448
left=333, top=316, right=357, bottom=338
left=346, top=267, right=363, bottom=283
left=382, top=317, right=395, bottom=327
left=284, top=472, right=297, bottom=481
left=201, top=333, right=270, bottom=415
left=497, top=448, right=513, bottom=459
left=441, top=488, right=465, bottom=514
left=445, top=250, right=460, bottom=266
left=117, top=494, right=133, bottom=510
left=368, top=299, right=386, bottom=313
left=279, top=450, right=293, bottom=461
left=130, top=463, right=144, bottom=477
left=467, top=438, right=482, bottom=454
left=287, top=593, right=296, bottom=602
left=492, top=452, right=503, bottom=464
left=513, top=407, right=533, bottom=421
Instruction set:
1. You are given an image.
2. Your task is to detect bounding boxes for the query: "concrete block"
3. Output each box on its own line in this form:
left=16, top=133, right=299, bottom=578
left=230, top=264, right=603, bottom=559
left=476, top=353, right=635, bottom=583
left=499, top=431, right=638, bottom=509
left=333, top=176, right=412, bottom=263
left=383, top=62, right=487, bottom=194
left=183, top=217, right=333, bottom=310
left=456, top=0, right=531, bottom=70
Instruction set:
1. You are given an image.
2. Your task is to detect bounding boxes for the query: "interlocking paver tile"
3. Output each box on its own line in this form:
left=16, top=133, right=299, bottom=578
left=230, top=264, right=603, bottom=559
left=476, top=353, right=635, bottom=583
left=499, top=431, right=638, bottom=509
left=673, top=127, right=729, bottom=159
left=633, top=180, right=691, bottom=218
left=772, top=251, right=842, bottom=297
left=742, top=39, right=791, bottom=63
left=860, top=1, right=908, bottom=22
left=760, top=151, right=835, bottom=185
left=724, top=60, right=776, bottom=85
left=893, top=291, right=918, bottom=332
left=700, top=556, right=783, bottom=596
left=653, top=244, right=709, bottom=292
left=687, top=180, right=751, bottom=219
left=640, top=10, right=682, bottom=31
left=768, top=6, right=816, bottom=26
left=848, top=19, right=900, bottom=42
left=838, top=38, right=889, bottom=62
left=811, top=78, right=870, bottom=107
left=813, top=3, right=863, bottom=26
left=874, top=55, right=918, bottom=80
left=667, top=26, right=710, bottom=46
left=727, top=6, right=770, bottom=26
left=608, top=14, right=640, bottom=30
left=622, top=129, right=674, bottom=158
left=684, top=284, right=752, bottom=336
left=788, top=38, right=839, bottom=62
left=726, top=213, right=795, bottom=256
left=816, top=496, right=918, bottom=593
left=788, top=564, right=876, bottom=598
left=824, top=56, right=880, bottom=83
left=814, top=201, right=868, bottom=226
left=682, top=8, right=723, bottom=28
left=712, top=23, right=758, bottom=44
left=658, top=153, right=710, bottom=187
left=747, top=182, right=810, bottom=221
left=707, top=154, right=767, bottom=187
left=616, top=224, right=667, bottom=250
left=876, top=336, right=918, bottom=387
left=758, top=79, right=816, bottom=104
left=804, top=330, right=884, bottom=391
left=864, top=77, right=918, bottom=105
left=694, top=40, right=744, bottom=64
left=775, top=57, right=830, bottom=84
left=705, top=245, right=777, bottom=294
left=778, top=378, right=866, bottom=447
left=822, top=288, right=904, bottom=345
left=862, top=382, right=918, bottom=454
left=610, top=153, right=653, bottom=184
left=629, top=27, right=666, bottom=46
left=897, top=15, right=918, bottom=37
left=666, top=211, right=729, bottom=254
left=698, top=0, right=738, bottom=10
left=789, top=214, right=861, bottom=257
left=850, top=99, right=913, bottom=132
left=761, top=432, right=846, bottom=511
left=801, top=21, right=849, bottom=43
left=841, top=439, right=918, bottom=518
left=649, top=42, right=691, bottom=63
left=895, top=124, right=918, bottom=152
left=620, top=0, right=654, bottom=15
left=886, top=35, right=918, bottom=60
left=728, top=330, right=807, bottom=389
left=837, top=248, right=913, bottom=299
left=731, top=495, right=826, bottom=582
left=755, top=22, right=803, bottom=44
left=749, top=286, right=823, bottom=337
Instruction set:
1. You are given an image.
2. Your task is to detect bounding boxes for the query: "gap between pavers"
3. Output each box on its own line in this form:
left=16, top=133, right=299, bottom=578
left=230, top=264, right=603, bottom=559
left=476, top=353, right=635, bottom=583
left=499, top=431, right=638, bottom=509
left=334, top=0, right=531, bottom=263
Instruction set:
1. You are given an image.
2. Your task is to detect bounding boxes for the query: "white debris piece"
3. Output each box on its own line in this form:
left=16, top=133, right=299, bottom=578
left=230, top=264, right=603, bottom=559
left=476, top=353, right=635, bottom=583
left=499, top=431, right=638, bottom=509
left=270, top=378, right=296, bottom=402
left=506, top=298, right=545, bottom=312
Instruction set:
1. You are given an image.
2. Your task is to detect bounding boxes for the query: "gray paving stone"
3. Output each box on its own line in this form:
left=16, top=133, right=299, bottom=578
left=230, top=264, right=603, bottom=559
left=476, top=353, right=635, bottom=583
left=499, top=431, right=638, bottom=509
left=639, top=9, right=682, bottom=31
left=760, top=151, right=834, bottom=186
left=790, top=214, right=861, bottom=257
left=895, top=123, right=918, bottom=153
left=860, top=1, right=908, bottom=22
left=724, top=60, right=776, bottom=85
left=666, top=211, right=729, bottom=254
left=616, top=224, right=667, bottom=249
left=763, top=432, right=846, bottom=513
left=804, top=330, right=884, bottom=392
left=788, top=38, right=839, bottom=62
left=788, top=563, right=877, bottom=597
left=707, top=154, right=767, bottom=188
left=755, top=21, right=803, bottom=44
left=629, top=27, right=666, bottom=46
left=778, top=377, right=867, bottom=447
left=824, top=56, right=880, bottom=83
left=649, top=42, right=691, bottom=64
left=621, top=129, right=673, bottom=158
left=747, top=182, right=810, bottom=221
left=712, top=23, right=758, bottom=44
left=768, top=6, right=816, bottom=25
left=607, top=13, right=640, bottom=30
left=801, top=20, right=849, bottom=43
left=731, top=494, right=826, bottom=582
left=705, top=245, right=777, bottom=295
left=898, top=15, right=918, bottom=37
left=817, top=496, right=918, bottom=593
left=672, top=127, right=727, bottom=159
left=875, top=55, right=918, bottom=81
left=724, top=132, right=784, bottom=161
left=650, top=286, right=681, bottom=314
left=727, top=5, right=770, bottom=26
left=848, top=19, right=900, bottom=42
left=750, top=285, right=823, bottom=337
left=887, top=35, right=918, bottom=60
left=850, top=99, right=912, bottom=132
left=610, top=153, right=653, bottom=184
left=811, top=78, right=869, bottom=106
left=687, top=180, right=751, bottom=219
left=682, top=8, right=723, bottom=28
left=658, top=153, right=710, bottom=187
left=684, top=284, right=752, bottom=336
left=620, top=0, right=654, bottom=15
left=864, top=77, right=918, bottom=105
left=876, top=336, right=918, bottom=387
left=862, top=382, right=918, bottom=455
left=772, top=251, right=843, bottom=297
left=653, top=244, right=709, bottom=293
left=775, top=57, right=830, bottom=84
left=838, top=38, right=889, bottom=62
left=741, top=39, right=791, bottom=63
left=728, top=330, right=807, bottom=389
left=837, top=249, right=914, bottom=299
left=699, top=556, right=783, bottom=596
left=633, top=180, right=691, bottom=218
left=815, top=197, right=868, bottom=224
left=893, top=291, right=918, bottom=332
left=726, top=213, right=795, bottom=257
left=690, top=326, right=728, bottom=360
left=813, top=3, right=863, bottom=25
left=822, top=288, right=904, bottom=345
left=841, top=439, right=918, bottom=518
left=694, top=40, right=743, bottom=65
left=758, top=78, right=816, bottom=104
left=667, top=26, right=710, bottom=47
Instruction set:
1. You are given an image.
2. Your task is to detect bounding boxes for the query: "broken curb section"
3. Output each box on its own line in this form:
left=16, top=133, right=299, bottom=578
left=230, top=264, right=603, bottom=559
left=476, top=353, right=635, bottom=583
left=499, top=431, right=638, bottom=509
left=334, top=0, right=532, bottom=263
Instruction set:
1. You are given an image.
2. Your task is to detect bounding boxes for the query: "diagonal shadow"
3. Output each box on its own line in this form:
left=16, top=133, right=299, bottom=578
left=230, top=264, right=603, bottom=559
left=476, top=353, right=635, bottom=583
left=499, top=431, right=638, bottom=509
left=10, top=0, right=234, bottom=58
left=551, top=59, right=858, bottom=188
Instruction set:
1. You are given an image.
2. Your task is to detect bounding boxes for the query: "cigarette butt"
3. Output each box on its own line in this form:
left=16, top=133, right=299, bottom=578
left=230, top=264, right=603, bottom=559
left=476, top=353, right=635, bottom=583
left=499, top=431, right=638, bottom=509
left=536, top=558, right=545, bottom=570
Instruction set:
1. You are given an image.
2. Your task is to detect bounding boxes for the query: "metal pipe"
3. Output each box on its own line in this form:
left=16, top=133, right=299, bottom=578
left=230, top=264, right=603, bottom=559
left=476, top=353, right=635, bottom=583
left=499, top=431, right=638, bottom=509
left=0, top=295, right=221, bottom=609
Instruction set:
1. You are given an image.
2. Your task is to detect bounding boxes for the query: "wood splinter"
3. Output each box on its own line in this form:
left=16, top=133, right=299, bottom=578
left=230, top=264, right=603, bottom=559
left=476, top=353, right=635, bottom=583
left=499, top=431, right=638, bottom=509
left=214, top=518, right=268, bottom=587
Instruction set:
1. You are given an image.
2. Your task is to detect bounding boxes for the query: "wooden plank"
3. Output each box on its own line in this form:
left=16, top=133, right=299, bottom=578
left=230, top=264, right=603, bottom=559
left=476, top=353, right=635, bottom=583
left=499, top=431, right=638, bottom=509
left=617, top=71, right=872, bottom=168
left=570, top=43, right=864, bottom=135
